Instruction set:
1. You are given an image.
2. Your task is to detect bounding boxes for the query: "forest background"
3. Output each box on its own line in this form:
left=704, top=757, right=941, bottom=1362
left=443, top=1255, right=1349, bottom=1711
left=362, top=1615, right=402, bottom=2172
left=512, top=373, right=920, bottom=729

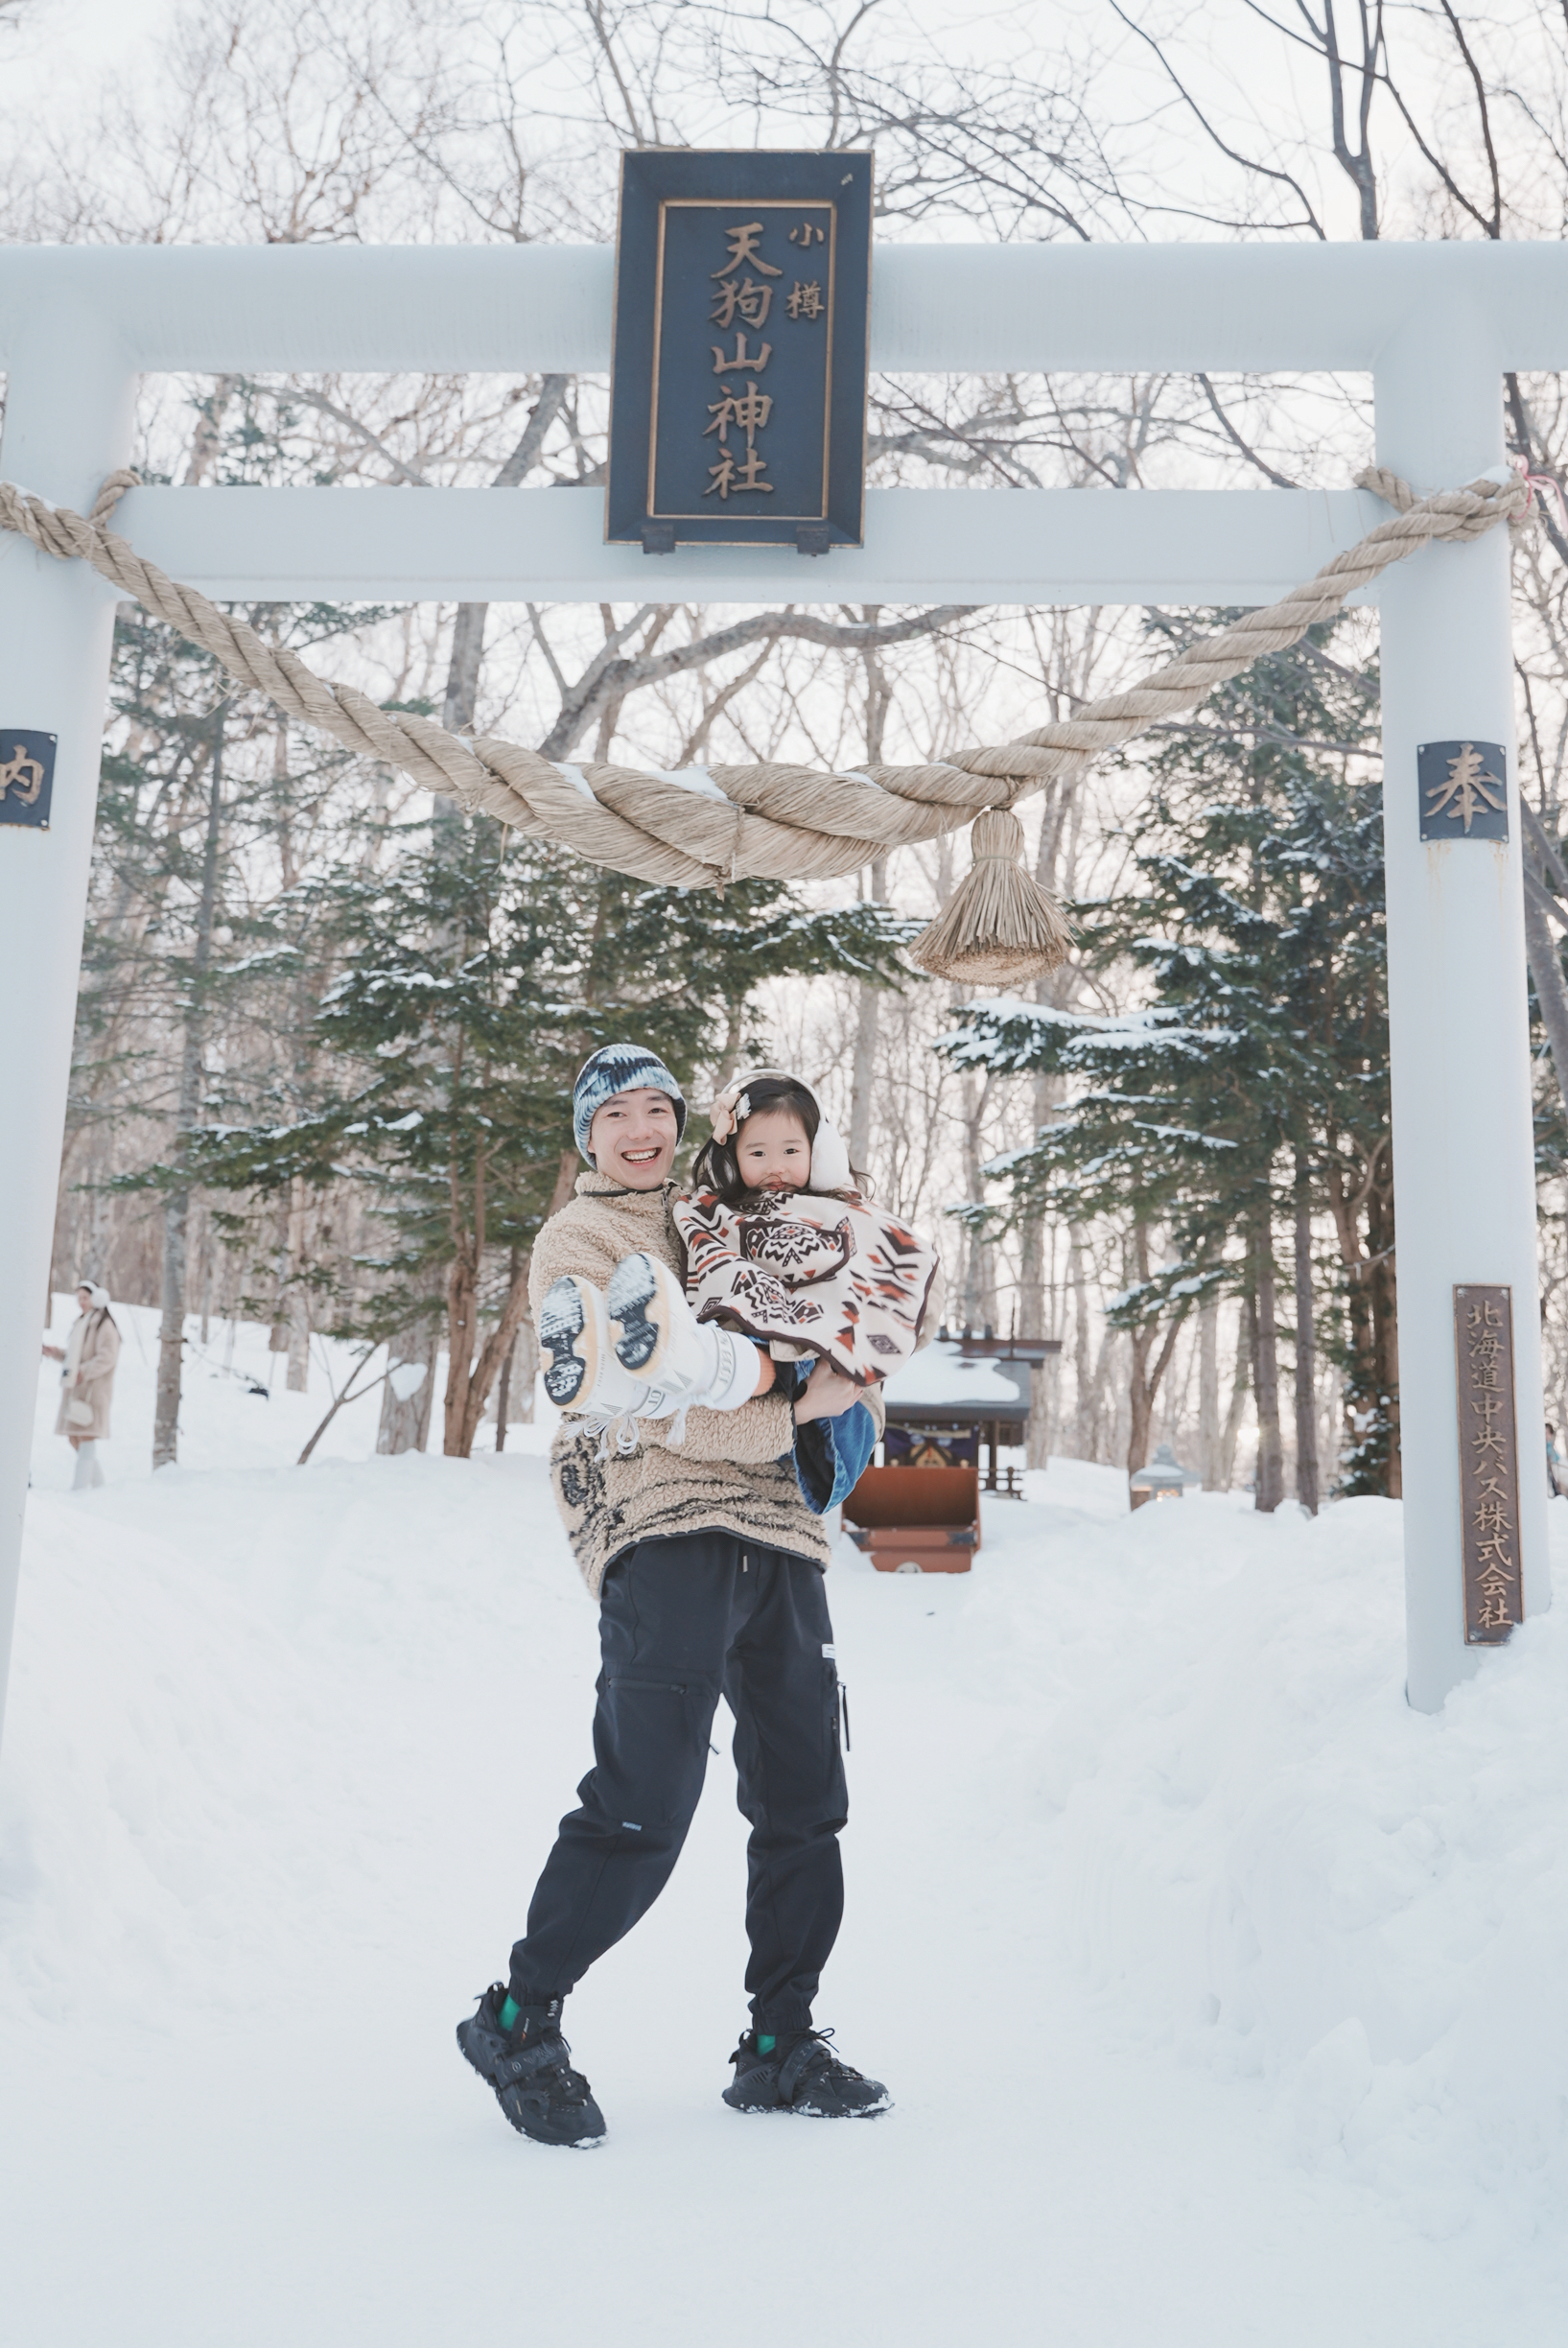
left=9, top=0, right=1568, bottom=1500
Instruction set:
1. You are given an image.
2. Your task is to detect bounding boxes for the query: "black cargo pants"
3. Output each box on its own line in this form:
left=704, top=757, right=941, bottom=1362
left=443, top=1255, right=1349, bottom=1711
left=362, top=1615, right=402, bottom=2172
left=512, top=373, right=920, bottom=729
left=509, top=1530, right=848, bottom=2034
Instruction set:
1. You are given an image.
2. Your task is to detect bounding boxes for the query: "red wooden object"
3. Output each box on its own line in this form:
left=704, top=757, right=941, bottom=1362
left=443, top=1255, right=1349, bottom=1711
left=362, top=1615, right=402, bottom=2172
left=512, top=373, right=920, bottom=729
left=842, top=1464, right=981, bottom=1574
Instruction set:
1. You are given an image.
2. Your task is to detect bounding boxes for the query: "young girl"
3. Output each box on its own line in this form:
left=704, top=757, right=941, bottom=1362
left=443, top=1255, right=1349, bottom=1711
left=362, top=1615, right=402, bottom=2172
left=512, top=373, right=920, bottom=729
left=677, top=1068, right=941, bottom=1511
left=674, top=1069, right=941, bottom=1394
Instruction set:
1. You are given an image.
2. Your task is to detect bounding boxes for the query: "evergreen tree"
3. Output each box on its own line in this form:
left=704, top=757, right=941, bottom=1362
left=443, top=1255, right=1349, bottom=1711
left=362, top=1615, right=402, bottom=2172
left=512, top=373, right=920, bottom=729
left=941, top=620, right=1396, bottom=1498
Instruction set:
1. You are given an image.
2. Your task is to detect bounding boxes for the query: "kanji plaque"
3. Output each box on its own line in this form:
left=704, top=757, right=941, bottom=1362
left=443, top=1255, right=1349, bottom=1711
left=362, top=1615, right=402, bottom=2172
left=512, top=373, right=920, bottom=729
left=607, top=150, right=873, bottom=553
left=1418, top=740, right=1508, bottom=842
left=1453, top=1283, right=1525, bottom=1645
left=0, top=729, right=56, bottom=831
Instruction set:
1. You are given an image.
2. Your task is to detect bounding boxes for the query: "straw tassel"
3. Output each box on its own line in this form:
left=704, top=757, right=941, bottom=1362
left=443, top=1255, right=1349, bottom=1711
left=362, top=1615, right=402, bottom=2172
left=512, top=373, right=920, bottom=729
left=907, top=808, right=1073, bottom=985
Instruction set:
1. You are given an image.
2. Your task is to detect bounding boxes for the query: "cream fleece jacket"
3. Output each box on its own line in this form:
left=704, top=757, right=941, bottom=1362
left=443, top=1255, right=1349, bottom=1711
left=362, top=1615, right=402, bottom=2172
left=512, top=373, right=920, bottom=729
left=530, top=1172, right=885, bottom=1596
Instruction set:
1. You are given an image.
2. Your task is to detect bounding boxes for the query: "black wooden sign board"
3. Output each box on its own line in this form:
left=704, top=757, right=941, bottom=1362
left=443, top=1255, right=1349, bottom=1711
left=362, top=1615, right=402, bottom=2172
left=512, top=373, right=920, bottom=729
left=607, top=150, right=873, bottom=554
left=0, top=728, right=56, bottom=831
left=1418, top=740, right=1508, bottom=842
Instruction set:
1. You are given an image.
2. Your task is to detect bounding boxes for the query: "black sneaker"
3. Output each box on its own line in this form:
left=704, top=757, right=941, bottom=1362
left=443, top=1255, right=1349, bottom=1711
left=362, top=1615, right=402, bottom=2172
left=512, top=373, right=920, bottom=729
left=456, top=1984, right=606, bottom=2148
left=722, top=2027, right=891, bottom=2118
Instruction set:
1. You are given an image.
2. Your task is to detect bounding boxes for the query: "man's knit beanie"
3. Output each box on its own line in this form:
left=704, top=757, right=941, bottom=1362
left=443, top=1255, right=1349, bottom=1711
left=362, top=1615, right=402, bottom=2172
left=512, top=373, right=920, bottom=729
left=573, top=1043, right=688, bottom=1163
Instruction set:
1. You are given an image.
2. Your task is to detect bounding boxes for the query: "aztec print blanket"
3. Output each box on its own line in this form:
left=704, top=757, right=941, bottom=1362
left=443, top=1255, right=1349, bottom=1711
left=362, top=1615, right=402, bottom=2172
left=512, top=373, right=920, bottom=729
left=673, top=1186, right=940, bottom=1387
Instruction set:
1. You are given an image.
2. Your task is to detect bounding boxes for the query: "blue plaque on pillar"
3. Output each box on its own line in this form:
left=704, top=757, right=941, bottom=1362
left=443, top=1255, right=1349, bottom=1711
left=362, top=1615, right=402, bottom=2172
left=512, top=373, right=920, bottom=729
left=607, top=150, right=872, bottom=553
left=1417, top=740, right=1508, bottom=842
left=0, top=729, right=55, bottom=831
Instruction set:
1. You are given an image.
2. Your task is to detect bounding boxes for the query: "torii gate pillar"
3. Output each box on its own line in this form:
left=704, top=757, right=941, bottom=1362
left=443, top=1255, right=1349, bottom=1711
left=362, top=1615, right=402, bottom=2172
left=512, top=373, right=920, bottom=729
left=0, top=308, right=134, bottom=1754
left=1376, top=321, right=1552, bottom=1710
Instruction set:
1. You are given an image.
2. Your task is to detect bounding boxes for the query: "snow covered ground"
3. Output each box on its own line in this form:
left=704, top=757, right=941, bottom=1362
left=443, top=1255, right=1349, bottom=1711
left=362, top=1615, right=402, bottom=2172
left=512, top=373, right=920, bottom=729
left=3, top=1303, right=1567, bottom=2344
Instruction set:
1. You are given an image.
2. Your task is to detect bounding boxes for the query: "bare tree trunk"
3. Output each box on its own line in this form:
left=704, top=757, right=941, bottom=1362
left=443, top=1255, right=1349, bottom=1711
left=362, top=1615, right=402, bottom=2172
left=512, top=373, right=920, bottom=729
left=285, top=1179, right=310, bottom=1393
left=1219, top=1307, right=1251, bottom=1489
left=1293, top=1158, right=1320, bottom=1514
left=1252, top=1220, right=1285, bottom=1513
left=495, top=1307, right=539, bottom=1448
left=1126, top=1229, right=1186, bottom=1496
left=154, top=1202, right=191, bottom=1467
left=1198, top=1295, right=1221, bottom=1488
left=154, top=713, right=226, bottom=1468
left=848, top=631, right=890, bottom=1173
left=494, top=1329, right=514, bottom=1449
left=268, top=1194, right=290, bottom=1355
left=848, top=854, right=887, bottom=1173
left=494, top=1247, right=521, bottom=1449
left=196, top=1205, right=213, bottom=1347
left=512, top=1310, right=539, bottom=1423
left=444, top=1241, right=479, bottom=1457
left=1069, top=1230, right=1094, bottom=1457
left=493, top=1324, right=540, bottom=1443
left=1019, top=1210, right=1052, bottom=1470
left=1107, top=1329, right=1131, bottom=1468
left=959, top=1068, right=996, bottom=1327
left=451, top=1251, right=535, bottom=1459
left=443, top=602, right=487, bottom=733
left=1018, top=1047, right=1056, bottom=1467
left=182, top=375, right=239, bottom=487
left=378, top=1322, right=437, bottom=1455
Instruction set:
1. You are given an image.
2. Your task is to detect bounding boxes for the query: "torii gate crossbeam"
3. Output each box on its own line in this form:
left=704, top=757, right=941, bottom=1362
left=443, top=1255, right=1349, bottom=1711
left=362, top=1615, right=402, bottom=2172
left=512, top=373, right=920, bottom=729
left=0, top=239, right=1556, bottom=1747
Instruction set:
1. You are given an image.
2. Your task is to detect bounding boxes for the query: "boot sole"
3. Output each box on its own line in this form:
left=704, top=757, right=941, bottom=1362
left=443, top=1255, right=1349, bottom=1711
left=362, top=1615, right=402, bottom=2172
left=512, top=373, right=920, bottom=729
left=727, top=2084, right=892, bottom=2122
left=722, top=2098, right=892, bottom=2119
left=456, top=2017, right=606, bottom=2149
left=539, top=1279, right=593, bottom=1407
left=606, top=1253, right=664, bottom=1375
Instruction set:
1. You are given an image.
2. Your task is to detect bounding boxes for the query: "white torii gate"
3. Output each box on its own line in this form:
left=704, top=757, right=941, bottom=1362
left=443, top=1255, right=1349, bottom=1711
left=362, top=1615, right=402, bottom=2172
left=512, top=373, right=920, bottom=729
left=0, top=238, right=1557, bottom=1740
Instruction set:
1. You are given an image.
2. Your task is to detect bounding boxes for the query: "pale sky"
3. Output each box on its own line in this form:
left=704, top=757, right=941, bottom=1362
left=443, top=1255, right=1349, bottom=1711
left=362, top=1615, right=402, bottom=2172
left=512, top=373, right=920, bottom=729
left=0, top=0, right=1413, bottom=249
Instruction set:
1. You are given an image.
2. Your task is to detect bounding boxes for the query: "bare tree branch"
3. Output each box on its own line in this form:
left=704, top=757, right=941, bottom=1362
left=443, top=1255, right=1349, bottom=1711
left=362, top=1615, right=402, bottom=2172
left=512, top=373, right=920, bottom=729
left=539, top=602, right=981, bottom=760
left=1195, top=375, right=1299, bottom=487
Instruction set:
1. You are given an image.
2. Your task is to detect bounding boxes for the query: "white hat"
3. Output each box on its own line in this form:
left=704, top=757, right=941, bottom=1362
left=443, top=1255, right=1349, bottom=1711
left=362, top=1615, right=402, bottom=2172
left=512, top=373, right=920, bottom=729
left=706, top=1067, right=853, bottom=1192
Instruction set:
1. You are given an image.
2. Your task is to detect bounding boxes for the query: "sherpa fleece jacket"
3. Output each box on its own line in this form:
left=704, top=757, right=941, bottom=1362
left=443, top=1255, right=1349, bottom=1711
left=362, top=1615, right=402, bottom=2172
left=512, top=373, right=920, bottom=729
left=530, top=1171, right=885, bottom=1597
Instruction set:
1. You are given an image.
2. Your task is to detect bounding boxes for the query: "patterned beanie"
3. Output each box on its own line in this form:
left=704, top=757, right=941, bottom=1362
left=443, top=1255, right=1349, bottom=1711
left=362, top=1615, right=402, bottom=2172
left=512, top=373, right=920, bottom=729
left=573, top=1043, right=688, bottom=1163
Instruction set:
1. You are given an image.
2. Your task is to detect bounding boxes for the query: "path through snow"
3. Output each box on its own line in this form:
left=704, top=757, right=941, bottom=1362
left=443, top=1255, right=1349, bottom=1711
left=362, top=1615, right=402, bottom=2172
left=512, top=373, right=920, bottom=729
left=2, top=1308, right=1565, bottom=2344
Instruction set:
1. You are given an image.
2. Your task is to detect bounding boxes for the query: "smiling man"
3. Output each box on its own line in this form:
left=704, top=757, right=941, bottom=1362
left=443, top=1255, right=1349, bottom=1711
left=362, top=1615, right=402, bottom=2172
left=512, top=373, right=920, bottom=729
left=456, top=1040, right=889, bottom=2146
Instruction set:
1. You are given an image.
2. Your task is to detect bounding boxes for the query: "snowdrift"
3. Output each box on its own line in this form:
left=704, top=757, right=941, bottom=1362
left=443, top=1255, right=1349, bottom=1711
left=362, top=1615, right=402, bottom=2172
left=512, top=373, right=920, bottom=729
left=1018, top=1471, right=1568, bottom=2235
left=2, top=1309, right=1564, bottom=2340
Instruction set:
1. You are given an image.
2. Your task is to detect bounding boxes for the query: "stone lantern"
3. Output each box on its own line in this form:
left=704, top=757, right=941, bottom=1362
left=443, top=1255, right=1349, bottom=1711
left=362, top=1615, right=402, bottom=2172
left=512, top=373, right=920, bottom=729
left=1129, top=1442, right=1200, bottom=1509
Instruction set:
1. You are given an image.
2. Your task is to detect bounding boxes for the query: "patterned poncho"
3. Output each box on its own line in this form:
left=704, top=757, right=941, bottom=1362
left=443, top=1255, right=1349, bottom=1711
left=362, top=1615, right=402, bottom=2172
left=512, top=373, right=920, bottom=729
left=673, top=1186, right=940, bottom=1388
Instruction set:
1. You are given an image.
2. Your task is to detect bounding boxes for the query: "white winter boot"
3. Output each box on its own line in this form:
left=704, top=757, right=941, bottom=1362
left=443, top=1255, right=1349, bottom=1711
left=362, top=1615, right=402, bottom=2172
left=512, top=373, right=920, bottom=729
left=605, top=1254, right=766, bottom=1412
left=71, top=1442, right=103, bottom=1491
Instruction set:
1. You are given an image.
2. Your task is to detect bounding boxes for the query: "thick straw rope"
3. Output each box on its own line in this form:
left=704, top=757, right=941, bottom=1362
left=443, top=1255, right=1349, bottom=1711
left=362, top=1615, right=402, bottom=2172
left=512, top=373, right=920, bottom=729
left=0, top=463, right=1533, bottom=974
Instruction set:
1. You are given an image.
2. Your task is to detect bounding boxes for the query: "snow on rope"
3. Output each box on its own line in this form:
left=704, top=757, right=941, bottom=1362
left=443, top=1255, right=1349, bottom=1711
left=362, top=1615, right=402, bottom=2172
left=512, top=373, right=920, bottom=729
left=0, top=461, right=1534, bottom=984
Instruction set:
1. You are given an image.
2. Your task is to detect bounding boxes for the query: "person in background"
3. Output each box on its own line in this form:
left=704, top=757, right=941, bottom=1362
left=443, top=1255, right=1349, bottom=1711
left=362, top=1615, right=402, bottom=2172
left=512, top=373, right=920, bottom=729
left=1547, top=1421, right=1563, bottom=1498
left=42, top=1282, right=121, bottom=1490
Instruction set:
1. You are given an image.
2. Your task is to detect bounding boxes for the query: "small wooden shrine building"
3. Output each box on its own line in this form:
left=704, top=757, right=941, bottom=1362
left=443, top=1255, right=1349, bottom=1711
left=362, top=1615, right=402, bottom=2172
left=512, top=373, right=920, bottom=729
left=878, top=1329, right=1061, bottom=1496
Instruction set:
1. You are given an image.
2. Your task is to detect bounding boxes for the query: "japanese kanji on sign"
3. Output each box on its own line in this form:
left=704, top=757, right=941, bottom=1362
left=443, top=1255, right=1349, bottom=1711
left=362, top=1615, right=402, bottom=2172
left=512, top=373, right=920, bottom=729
left=0, top=728, right=56, bottom=831
left=606, top=149, right=873, bottom=552
left=1453, top=1283, right=1526, bottom=1645
left=1418, top=739, right=1509, bottom=841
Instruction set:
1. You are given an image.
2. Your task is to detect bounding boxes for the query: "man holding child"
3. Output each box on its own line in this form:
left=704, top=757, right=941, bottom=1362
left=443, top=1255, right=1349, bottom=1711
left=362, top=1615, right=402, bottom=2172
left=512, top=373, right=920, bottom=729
left=456, top=1041, right=940, bottom=2147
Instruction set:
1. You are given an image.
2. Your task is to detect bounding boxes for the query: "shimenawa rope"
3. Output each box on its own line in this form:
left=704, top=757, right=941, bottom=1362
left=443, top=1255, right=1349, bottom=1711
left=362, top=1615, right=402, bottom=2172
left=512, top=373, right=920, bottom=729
left=0, top=461, right=1534, bottom=984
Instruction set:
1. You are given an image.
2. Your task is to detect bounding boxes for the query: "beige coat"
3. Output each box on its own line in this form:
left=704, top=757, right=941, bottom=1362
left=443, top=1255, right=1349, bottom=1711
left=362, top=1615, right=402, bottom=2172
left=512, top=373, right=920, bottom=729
left=54, top=1307, right=121, bottom=1442
left=530, top=1172, right=887, bottom=1598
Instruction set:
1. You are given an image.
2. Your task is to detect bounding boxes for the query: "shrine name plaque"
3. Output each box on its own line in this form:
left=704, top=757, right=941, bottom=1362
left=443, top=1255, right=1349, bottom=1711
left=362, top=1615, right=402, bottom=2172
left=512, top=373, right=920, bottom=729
left=1453, top=1283, right=1525, bottom=1645
left=607, top=149, right=872, bottom=552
